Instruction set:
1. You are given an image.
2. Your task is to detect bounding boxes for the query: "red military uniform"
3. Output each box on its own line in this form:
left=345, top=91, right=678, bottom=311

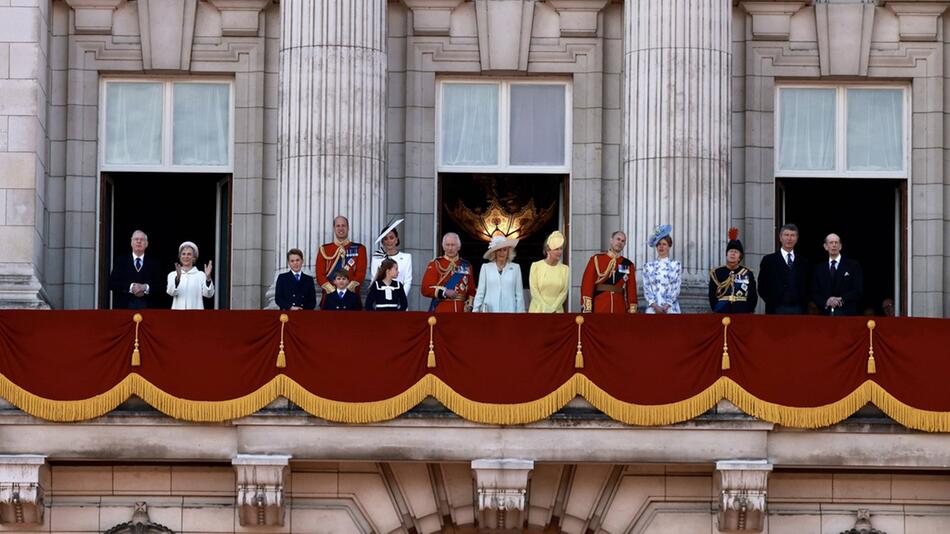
left=421, top=256, right=475, bottom=312
left=315, top=239, right=367, bottom=298
left=580, top=251, right=638, bottom=313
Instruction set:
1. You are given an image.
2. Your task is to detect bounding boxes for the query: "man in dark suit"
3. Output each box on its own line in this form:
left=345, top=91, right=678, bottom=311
left=759, top=223, right=809, bottom=314
left=108, top=230, right=161, bottom=309
left=275, top=248, right=316, bottom=310
left=812, top=233, right=863, bottom=316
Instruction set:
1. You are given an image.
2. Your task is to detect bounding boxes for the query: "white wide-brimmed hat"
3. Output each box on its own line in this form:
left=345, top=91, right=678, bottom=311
left=483, top=235, right=519, bottom=259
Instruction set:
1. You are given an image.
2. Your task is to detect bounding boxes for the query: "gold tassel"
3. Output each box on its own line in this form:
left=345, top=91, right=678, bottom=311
left=276, top=314, right=289, bottom=368
left=867, top=319, right=876, bottom=375
left=131, top=313, right=143, bottom=367
left=721, top=316, right=731, bottom=371
left=427, top=316, right=437, bottom=368
left=574, top=315, right=585, bottom=368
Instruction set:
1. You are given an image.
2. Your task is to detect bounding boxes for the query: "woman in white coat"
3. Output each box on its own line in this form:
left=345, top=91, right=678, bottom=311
left=166, top=241, right=214, bottom=310
left=473, top=236, right=525, bottom=313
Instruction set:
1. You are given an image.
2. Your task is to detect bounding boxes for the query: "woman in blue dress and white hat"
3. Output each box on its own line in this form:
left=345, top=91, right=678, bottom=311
left=642, top=224, right=682, bottom=314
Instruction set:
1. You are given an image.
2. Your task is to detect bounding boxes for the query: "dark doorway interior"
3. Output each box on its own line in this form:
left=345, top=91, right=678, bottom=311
left=439, top=174, right=567, bottom=286
left=778, top=178, right=904, bottom=315
left=100, top=173, right=229, bottom=310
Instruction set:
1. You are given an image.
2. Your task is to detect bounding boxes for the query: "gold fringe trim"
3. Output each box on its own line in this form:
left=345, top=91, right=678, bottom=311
left=4, top=371, right=950, bottom=431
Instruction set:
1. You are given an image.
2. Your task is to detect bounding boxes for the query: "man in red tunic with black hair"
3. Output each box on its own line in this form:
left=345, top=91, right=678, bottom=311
left=315, top=215, right=367, bottom=303
left=421, top=232, right=475, bottom=312
left=580, top=230, right=638, bottom=313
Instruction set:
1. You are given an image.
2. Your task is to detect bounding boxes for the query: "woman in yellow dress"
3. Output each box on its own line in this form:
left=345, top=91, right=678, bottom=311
left=529, top=231, right=570, bottom=313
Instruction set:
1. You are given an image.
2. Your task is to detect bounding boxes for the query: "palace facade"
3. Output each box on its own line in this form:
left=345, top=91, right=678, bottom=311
left=1, top=1, right=950, bottom=533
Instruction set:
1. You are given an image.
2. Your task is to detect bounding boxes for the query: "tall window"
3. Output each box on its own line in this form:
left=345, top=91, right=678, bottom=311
left=776, top=85, right=908, bottom=177
left=438, top=80, right=571, bottom=173
left=101, top=79, right=233, bottom=172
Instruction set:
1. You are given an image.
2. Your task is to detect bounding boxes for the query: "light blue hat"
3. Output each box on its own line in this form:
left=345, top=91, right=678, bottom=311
left=647, top=224, right=672, bottom=248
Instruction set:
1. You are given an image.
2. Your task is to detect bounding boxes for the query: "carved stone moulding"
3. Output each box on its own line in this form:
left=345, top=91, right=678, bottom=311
left=471, top=458, right=534, bottom=530
left=0, top=455, right=47, bottom=526
left=716, top=459, right=772, bottom=533
left=885, top=2, right=950, bottom=42
left=207, top=0, right=272, bottom=36
left=232, top=454, right=292, bottom=527
left=63, top=0, right=125, bottom=35
left=739, top=2, right=807, bottom=41
left=403, top=0, right=466, bottom=36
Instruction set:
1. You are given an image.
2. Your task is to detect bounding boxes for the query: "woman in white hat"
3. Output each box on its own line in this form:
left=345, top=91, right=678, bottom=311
left=370, top=219, right=413, bottom=296
left=166, top=241, right=214, bottom=310
left=472, top=236, right=525, bottom=313
left=528, top=231, right=570, bottom=313
left=642, top=225, right=681, bottom=314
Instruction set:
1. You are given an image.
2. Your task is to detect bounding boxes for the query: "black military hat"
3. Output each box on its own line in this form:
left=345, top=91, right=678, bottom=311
left=725, top=227, right=743, bottom=255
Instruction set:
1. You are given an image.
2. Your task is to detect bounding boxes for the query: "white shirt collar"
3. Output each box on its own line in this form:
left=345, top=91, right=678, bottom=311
left=829, top=255, right=842, bottom=266
left=132, top=253, right=144, bottom=260
left=781, top=249, right=794, bottom=261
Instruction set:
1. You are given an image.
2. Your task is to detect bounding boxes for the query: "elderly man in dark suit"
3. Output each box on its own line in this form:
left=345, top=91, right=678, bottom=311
left=759, top=223, right=809, bottom=314
left=108, top=230, right=162, bottom=309
left=812, top=233, right=863, bottom=316
left=275, top=248, right=317, bottom=310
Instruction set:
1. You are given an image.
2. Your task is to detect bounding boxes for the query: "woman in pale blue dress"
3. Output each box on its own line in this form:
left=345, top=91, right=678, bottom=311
left=642, top=225, right=682, bottom=314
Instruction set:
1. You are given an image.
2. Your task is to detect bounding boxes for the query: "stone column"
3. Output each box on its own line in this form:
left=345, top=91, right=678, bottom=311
left=0, top=1, right=52, bottom=308
left=275, top=1, right=386, bottom=279
left=621, top=0, right=731, bottom=310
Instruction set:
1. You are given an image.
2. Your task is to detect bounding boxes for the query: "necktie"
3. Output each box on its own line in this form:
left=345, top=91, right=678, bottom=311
left=294, top=272, right=300, bottom=282
left=830, top=259, right=837, bottom=277
left=339, top=291, right=345, bottom=299
left=135, top=257, right=142, bottom=271
left=786, top=253, right=793, bottom=268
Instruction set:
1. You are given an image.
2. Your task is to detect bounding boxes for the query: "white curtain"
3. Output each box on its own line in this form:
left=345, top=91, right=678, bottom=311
left=778, top=88, right=836, bottom=171
left=847, top=88, right=903, bottom=172
left=441, top=84, right=498, bottom=166
left=173, top=83, right=230, bottom=166
left=509, top=85, right=566, bottom=166
left=105, top=83, right=163, bottom=165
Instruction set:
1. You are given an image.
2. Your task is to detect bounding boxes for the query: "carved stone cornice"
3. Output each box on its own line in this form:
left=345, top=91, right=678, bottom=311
left=207, top=0, right=271, bottom=36
left=232, top=454, right=291, bottom=527
left=739, top=1, right=806, bottom=41
left=0, top=455, right=47, bottom=525
left=471, top=459, right=533, bottom=530
left=716, top=460, right=772, bottom=533
left=546, top=0, right=611, bottom=37
left=885, top=2, right=950, bottom=42
left=62, top=0, right=125, bottom=35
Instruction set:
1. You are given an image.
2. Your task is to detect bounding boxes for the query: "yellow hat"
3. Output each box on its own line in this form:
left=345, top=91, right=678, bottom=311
left=546, top=231, right=565, bottom=250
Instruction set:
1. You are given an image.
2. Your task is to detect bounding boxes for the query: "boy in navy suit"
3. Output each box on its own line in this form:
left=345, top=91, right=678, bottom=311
left=275, top=248, right=317, bottom=310
left=320, top=269, right=361, bottom=311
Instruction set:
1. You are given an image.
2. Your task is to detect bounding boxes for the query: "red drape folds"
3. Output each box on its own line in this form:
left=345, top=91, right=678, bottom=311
left=0, top=310, right=948, bottom=429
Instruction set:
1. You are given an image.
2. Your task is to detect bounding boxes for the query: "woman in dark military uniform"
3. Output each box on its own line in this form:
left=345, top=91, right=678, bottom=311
left=709, top=228, right=758, bottom=314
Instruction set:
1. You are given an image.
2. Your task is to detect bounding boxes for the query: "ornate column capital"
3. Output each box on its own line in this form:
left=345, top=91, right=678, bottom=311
left=0, top=454, right=47, bottom=525
left=715, top=460, right=772, bottom=533
left=232, top=454, right=292, bottom=527
left=738, top=2, right=806, bottom=41
left=471, top=459, right=534, bottom=530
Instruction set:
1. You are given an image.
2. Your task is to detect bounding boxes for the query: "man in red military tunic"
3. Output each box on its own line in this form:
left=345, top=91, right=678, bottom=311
left=315, top=216, right=367, bottom=303
left=421, top=232, right=475, bottom=312
left=580, top=231, right=638, bottom=313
